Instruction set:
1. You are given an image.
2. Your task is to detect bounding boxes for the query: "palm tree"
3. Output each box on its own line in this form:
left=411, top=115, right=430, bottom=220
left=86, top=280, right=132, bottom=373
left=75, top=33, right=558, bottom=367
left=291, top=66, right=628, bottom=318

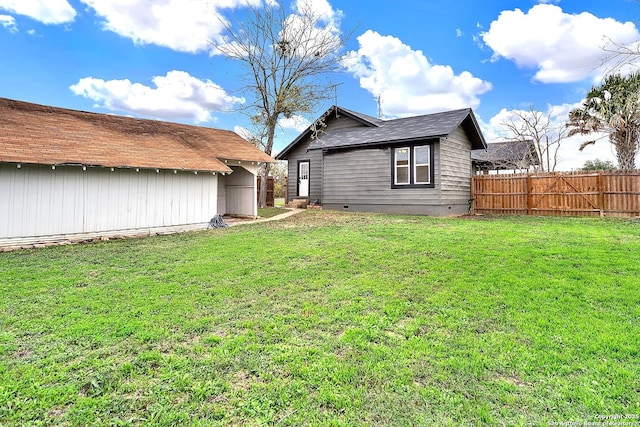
left=567, top=73, right=640, bottom=171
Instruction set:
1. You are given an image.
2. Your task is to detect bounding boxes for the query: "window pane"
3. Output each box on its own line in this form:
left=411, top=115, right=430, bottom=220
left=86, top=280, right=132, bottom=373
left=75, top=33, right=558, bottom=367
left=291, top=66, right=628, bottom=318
left=396, top=166, right=409, bottom=184
left=415, top=165, right=430, bottom=184
left=415, top=146, right=429, bottom=165
left=395, top=148, right=409, bottom=166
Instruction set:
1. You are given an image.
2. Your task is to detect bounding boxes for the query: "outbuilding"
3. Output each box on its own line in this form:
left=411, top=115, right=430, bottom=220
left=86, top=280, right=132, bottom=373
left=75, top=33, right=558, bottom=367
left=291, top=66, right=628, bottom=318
left=471, top=140, right=540, bottom=174
left=276, top=106, right=486, bottom=215
left=0, top=97, right=273, bottom=246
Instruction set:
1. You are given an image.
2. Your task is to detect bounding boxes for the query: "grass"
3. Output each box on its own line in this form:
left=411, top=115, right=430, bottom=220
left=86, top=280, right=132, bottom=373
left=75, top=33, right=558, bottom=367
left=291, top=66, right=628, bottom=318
left=0, top=211, right=638, bottom=426
left=257, top=207, right=289, bottom=218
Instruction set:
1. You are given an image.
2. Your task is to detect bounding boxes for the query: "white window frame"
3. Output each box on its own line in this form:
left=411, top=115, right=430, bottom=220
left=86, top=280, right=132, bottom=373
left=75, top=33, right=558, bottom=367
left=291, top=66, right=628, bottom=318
left=394, top=147, right=410, bottom=185
left=413, top=146, right=431, bottom=185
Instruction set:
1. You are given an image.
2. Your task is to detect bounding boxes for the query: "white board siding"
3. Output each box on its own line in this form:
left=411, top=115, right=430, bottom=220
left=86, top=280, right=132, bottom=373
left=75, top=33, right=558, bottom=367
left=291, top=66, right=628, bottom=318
left=224, top=166, right=257, bottom=217
left=0, top=164, right=219, bottom=239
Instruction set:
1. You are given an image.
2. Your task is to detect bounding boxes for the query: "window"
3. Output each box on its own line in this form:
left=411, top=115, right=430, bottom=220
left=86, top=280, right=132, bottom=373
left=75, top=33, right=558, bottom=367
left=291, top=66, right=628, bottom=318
left=394, top=148, right=410, bottom=185
left=392, top=144, right=433, bottom=187
left=414, top=146, right=430, bottom=184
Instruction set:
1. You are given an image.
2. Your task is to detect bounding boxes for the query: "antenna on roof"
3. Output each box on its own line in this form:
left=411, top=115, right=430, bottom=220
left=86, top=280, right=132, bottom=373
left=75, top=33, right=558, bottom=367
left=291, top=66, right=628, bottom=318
left=328, top=83, right=342, bottom=117
left=377, top=94, right=385, bottom=119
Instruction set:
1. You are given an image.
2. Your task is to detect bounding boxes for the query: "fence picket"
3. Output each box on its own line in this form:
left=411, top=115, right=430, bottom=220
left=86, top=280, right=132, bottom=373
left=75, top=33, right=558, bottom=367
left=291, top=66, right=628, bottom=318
left=473, top=171, right=640, bottom=217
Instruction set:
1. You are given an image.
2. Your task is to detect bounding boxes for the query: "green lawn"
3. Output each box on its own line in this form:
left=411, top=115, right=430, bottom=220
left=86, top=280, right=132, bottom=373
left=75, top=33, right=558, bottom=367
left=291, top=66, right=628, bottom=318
left=257, top=207, right=289, bottom=218
left=0, top=211, right=638, bottom=426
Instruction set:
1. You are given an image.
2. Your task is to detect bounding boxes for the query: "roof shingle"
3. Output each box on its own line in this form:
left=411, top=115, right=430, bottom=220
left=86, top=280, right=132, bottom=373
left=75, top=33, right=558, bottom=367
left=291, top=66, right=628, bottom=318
left=0, top=97, right=273, bottom=172
left=310, top=108, right=484, bottom=150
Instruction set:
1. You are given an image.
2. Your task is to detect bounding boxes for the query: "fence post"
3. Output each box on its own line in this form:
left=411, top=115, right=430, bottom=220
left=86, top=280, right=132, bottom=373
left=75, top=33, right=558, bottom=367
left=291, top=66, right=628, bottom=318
left=470, top=176, right=475, bottom=214
left=284, top=176, right=288, bottom=204
left=526, top=174, right=533, bottom=216
left=598, top=171, right=604, bottom=217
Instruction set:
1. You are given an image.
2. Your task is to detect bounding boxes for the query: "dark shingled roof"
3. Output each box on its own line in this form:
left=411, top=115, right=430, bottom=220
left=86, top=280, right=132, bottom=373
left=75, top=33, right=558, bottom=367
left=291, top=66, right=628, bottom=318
left=276, top=106, right=486, bottom=160
left=471, top=140, right=540, bottom=167
left=0, top=97, right=274, bottom=173
left=309, top=108, right=485, bottom=151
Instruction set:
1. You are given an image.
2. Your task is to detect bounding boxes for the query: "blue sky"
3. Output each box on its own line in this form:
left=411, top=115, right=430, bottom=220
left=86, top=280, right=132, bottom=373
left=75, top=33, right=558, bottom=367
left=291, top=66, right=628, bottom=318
left=1, top=0, right=639, bottom=170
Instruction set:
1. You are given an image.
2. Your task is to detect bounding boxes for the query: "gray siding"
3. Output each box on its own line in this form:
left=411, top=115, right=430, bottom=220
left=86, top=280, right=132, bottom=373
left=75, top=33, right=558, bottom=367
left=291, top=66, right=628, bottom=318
left=280, top=114, right=475, bottom=215
left=439, top=126, right=473, bottom=205
left=322, top=146, right=452, bottom=214
left=284, top=139, right=324, bottom=203
left=323, top=114, right=368, bottom=132
left=282, top=115, right=370, bottom=203
left=321, top=133, right=473, bottom=216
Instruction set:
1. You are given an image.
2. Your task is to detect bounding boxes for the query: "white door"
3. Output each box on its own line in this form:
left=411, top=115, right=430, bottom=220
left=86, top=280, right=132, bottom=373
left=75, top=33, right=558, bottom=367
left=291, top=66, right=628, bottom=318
left=298, top=161, right=309, bottom=197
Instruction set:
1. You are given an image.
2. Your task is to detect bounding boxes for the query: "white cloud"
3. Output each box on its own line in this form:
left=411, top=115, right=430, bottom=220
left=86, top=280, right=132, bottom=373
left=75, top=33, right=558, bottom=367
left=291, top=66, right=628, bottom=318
left=481, top=104, right=618, bottom=171
left=0, top=0, right=76, bottom=24
left=79, top=0, right=263, bottom=53
left=481, top=4, right=640, bottom=83
left=279, top=114, right=310, bottom=132
left=234, top=125, right=257, bottom=142
left=294, top=0, right=342, bottom=27
left=272, top=0, right=343, bottom=61
left=70, top=70, right=245, bottom=123
left=342, top=30, right=492, bottom=117
left=0, top=14, right=16, bottom=32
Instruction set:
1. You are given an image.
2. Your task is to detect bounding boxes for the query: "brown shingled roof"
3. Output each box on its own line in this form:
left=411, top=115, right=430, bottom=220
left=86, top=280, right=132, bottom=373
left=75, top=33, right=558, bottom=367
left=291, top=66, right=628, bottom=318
left=0, top=97, right=273, bottom=172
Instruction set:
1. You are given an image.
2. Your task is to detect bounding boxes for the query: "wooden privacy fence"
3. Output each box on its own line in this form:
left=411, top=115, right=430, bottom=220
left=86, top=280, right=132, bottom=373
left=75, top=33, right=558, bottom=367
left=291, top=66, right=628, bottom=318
left=472, top=171, right=640, bottom=217
left=256, top=176, right=275, bottom=207
left=256, top=176, right=288, bottom=207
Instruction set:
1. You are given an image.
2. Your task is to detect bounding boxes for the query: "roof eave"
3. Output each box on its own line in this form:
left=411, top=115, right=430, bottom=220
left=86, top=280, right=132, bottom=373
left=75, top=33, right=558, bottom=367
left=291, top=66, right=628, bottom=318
left=463, top=110, right=487, bottom=150
left=314, top=135, right=445, bottom=152
left=1, top=160, right=234, bottom=174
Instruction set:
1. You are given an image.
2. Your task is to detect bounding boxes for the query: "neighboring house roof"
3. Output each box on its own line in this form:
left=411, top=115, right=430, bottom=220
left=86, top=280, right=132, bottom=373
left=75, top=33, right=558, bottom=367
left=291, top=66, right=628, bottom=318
left=471, top=140, right=540, bottom=170
left=276, top=105, right=486, bottom=160
left=0, top=97, right=273, bottom=173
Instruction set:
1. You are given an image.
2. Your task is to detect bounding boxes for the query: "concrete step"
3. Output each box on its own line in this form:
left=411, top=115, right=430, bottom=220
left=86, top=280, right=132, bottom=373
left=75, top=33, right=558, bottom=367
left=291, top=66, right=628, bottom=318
left=287, top=198, right=308, bottom=209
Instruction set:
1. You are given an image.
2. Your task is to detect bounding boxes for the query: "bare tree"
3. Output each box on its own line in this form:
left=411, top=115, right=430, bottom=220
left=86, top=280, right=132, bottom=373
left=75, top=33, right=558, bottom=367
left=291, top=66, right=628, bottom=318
left=501, top=106, right=566, bottom=172
left=270, top=161, right=288, bottom=199
left=214, top=1, right=348, bottom=207
left=601, top=38, right=640, bottom=74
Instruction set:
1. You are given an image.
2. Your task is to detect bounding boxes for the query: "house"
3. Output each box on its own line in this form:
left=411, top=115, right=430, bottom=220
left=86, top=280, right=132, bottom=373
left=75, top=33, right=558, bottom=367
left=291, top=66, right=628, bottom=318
left=0, top=97, right=273, bottom=246
left=275, top=105, right=486, bottom=216
left=471, top=140, right=540, bottom=174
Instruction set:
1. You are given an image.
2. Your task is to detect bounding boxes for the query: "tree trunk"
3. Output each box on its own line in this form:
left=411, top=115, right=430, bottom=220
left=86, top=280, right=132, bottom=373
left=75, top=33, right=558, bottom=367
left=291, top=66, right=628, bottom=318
left=614, top=131, right=639, bottom=171
left=258, top=163, right=269, bottom=208
left=616, top=148, right=637, bottom=171
left=257, top=117, right=278, bottom=208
